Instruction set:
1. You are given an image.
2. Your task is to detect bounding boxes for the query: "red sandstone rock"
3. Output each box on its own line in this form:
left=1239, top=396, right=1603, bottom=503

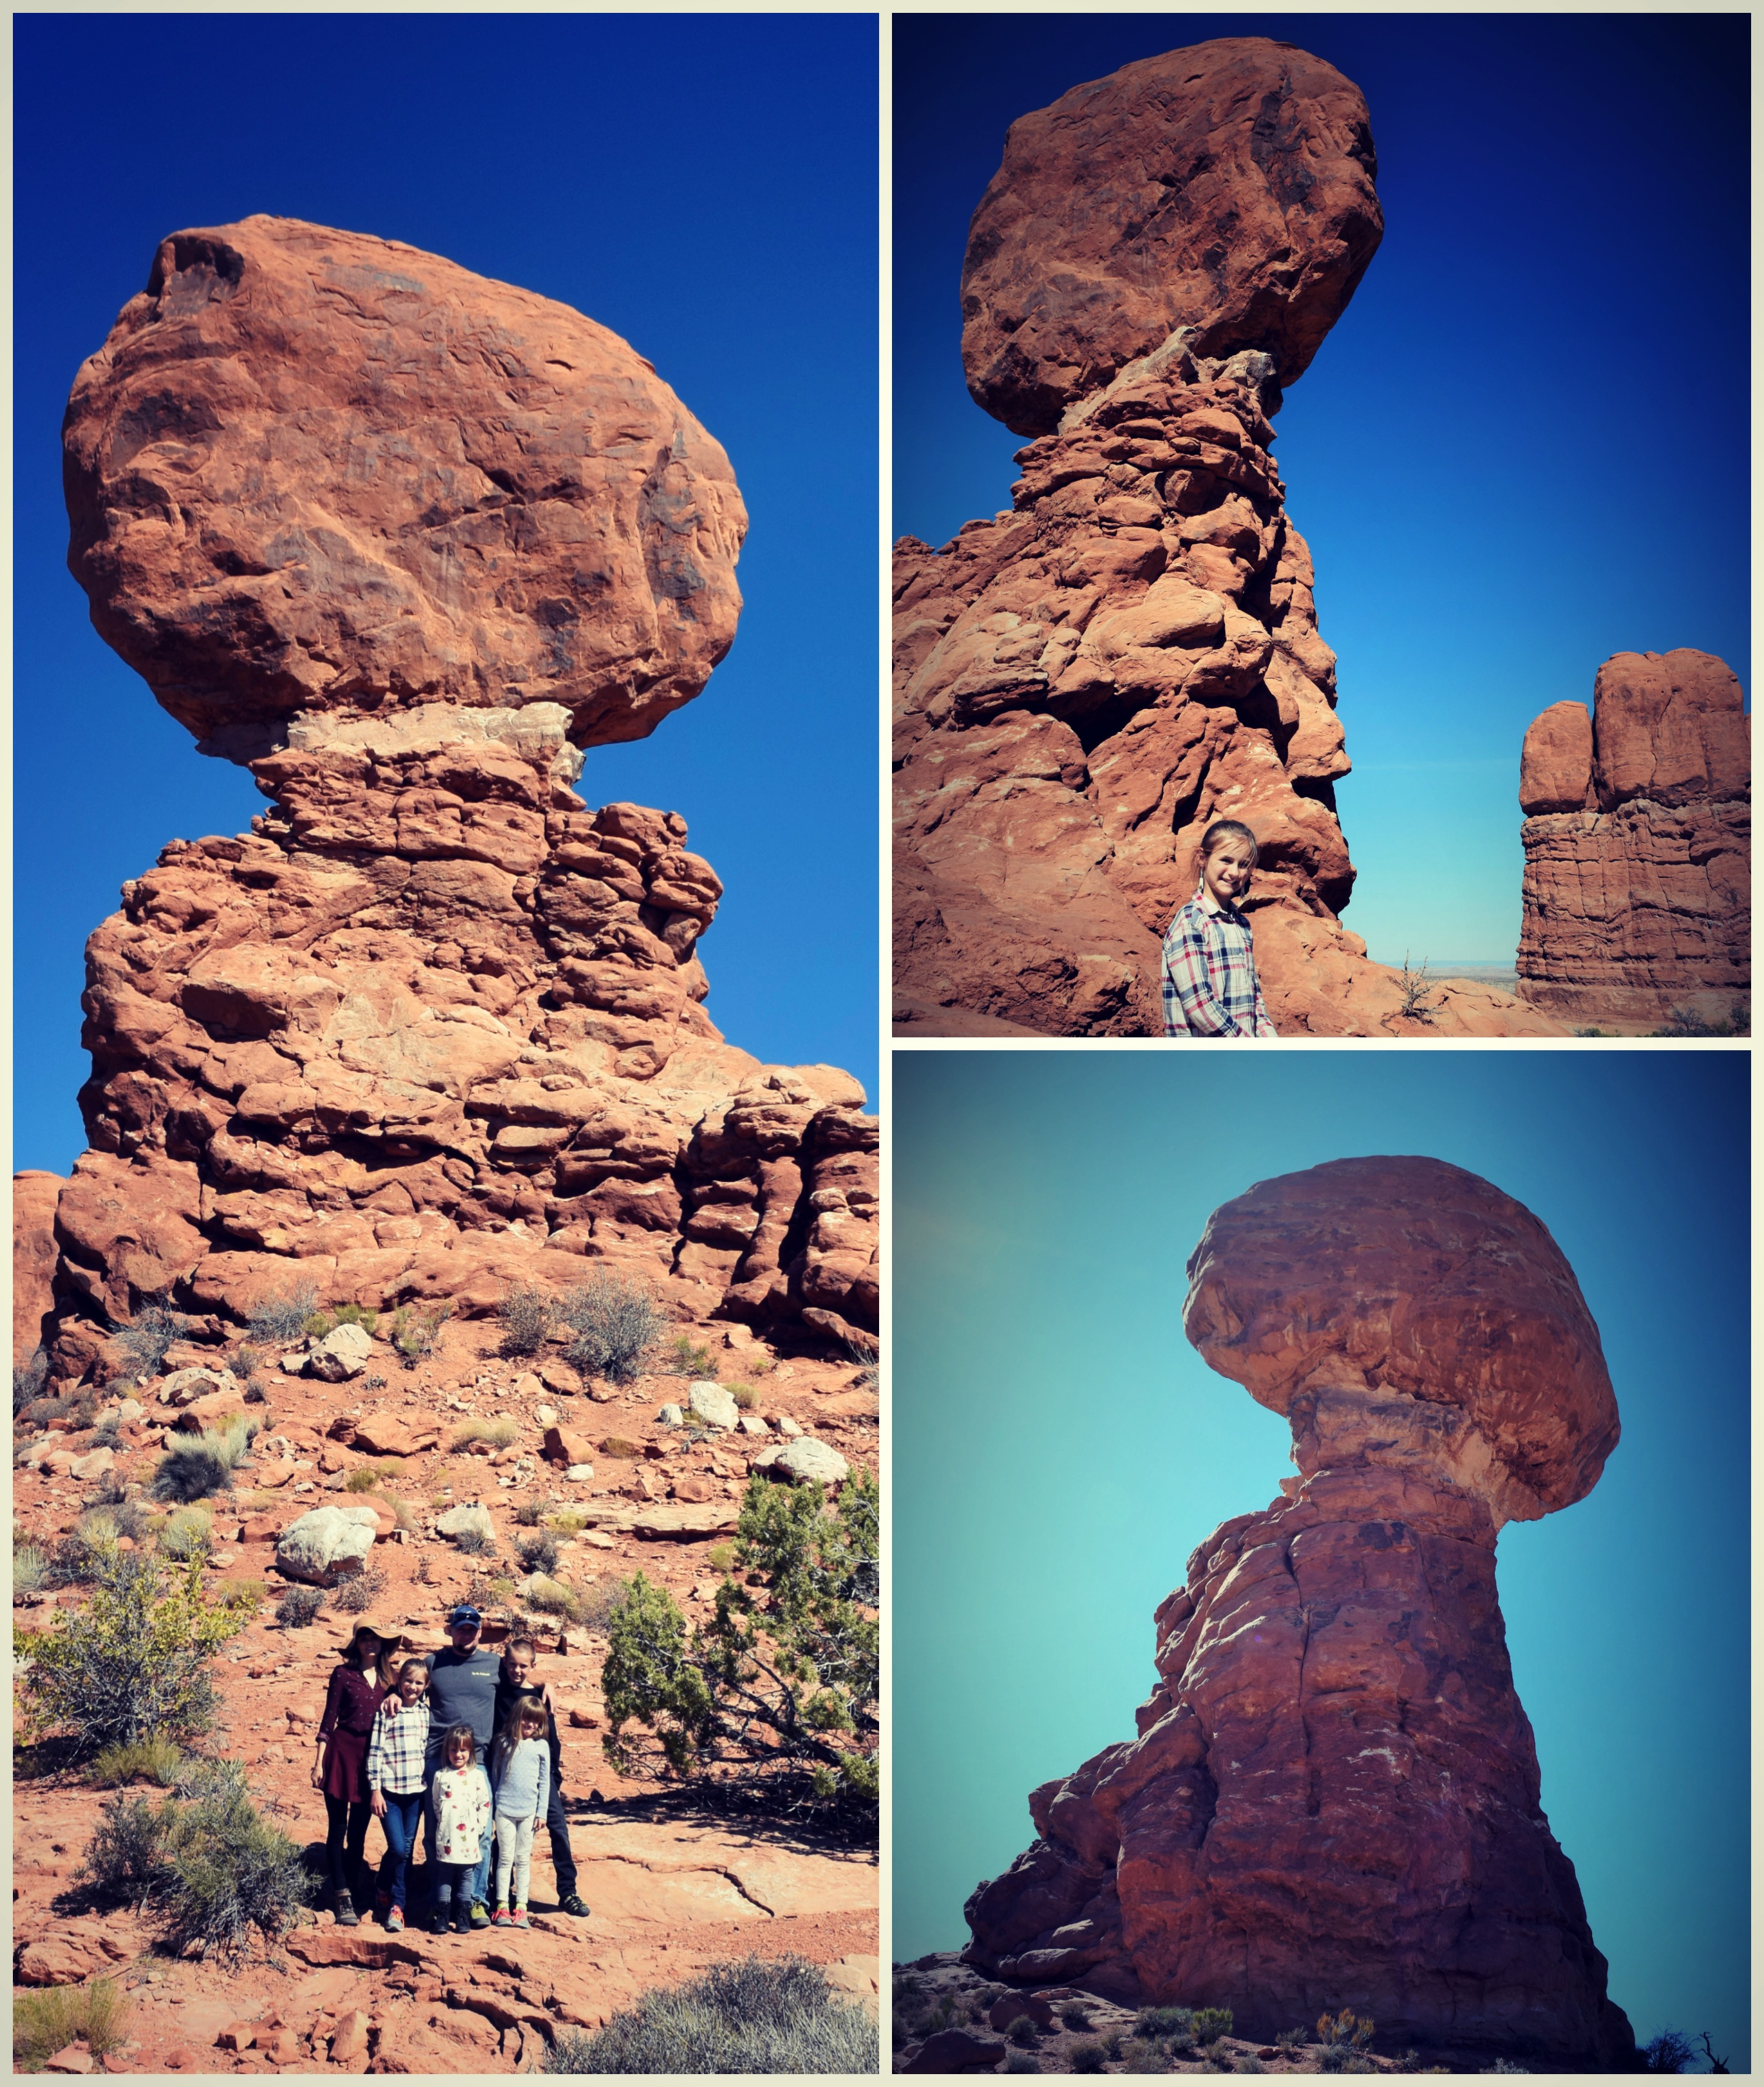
left=1518, top=650, right=1750, bottom=1025
left=544, top=1424, right=594, bottom=1467
left=965, top=1158, right=1634, bottom=2068
left=895, top=52, right=1568, bottom=1040
left=961, top=40, right=1383, bottom=436
left=64, top=217, right=745, bottom=758
left=14, top=1171, right=63, bottom=1365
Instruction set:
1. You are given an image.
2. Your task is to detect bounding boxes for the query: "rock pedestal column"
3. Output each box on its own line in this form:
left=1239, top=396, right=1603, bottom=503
left=964, top=1157, right=1633, bottom=2069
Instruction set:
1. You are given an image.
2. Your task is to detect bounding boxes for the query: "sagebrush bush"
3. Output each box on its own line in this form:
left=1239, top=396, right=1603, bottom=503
left=345, top=1462, right=392, bottom=1491
left=90, top=1735, right=184, bottom=1787
left=523, top=1574, right=582, bottom=1620
left=116, top=1303, right=187, bottom=1380
left=450, top=1415, right=518, bottom=1451
left=1194, top=2008, right=1235, bottom=2045
left=12, top=1976, right=133, bottom=2071
left=1061, top=2003, right=1095, bottom=2031
left=728, top=1383, right=758, bottom=1411
left=14, top=1552, right=244, bottom=1757
left=210, top=1578, right=265, bottom=1613
left=546, top=1508, right=590, bottom=1536
left=543, top=1955, right=875, bottom=2073
left=453, top=1526, right=493, bottom=1557
left=1072, top=2042, right=1108, bottom=2074
left=513, top=1497, right=547, bottom=1527
left=705, top=1540, right=735, bottom=1573
left=516, top=1531, right=561, bottom=1576
left=151, top=1419, right=252, bottom=1504
left=1276, top=2027, right=1308, bottom=2051
left=332, top=1566, right=386, bottom=1615
left=14, top=1542, right=48, bottom=1596
left=80, top=1760, right=313, bottom=1960
left=245, top=1283, right=319, bottom=1348
left=558, top=1276, right=663, bottom=1385
left=498, top=1281, right=555, bottom=1358
left=392, top=1301, right=453, bottom=1366
left=276, top=1585, right=326, bottom=1629
left=1007, top=2016, right=1040, bottom=2048
left=109, top=1499, right=155, bottom=1544
left=14, top=1345, right=50, bottom=1416
left=662, top=1334, right=717, bottom=1377
left=157, top=1506, right=214, bottom=1561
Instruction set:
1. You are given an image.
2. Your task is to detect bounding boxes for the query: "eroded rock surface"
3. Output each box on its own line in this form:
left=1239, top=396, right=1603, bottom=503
left=39, top=220, right=874, bottom=1381
left=1518, top=649, right=1750, bottom=1026
left=896, top=42, right=1563, bottom=1039
left=963, top=1157, right=1633, bottom=2068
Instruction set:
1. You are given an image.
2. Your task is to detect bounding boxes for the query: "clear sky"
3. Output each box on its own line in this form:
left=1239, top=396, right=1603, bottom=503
left=894, top=12, right=1750, bottom=968
left=894, top=1048, right=1749, bottom=2070
left=13, top=12, right=878, bottom=1176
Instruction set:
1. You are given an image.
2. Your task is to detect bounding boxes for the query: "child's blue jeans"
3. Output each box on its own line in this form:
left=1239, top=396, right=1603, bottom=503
left=433, top=1862, right=471, bottom=1909
left=375, top=1791, right=424, bottom=1911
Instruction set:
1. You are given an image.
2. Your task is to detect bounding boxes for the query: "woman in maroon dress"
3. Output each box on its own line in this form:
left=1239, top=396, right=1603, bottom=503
left=311, top=1623, right=389, bottom=1925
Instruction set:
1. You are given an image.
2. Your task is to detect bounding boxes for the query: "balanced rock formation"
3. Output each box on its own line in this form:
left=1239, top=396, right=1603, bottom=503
left=1518, top=649, right=1750, bottom=1026
left=964, top=1157, right=1634, bottom=2068
left=32, top=217, right=875, bottom=1386
left=895, top=40, right=1560, bottom=1038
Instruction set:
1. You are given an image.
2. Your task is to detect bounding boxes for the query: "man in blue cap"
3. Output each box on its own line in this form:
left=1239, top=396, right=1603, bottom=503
left=419, top=1604, right=502, bottom=1925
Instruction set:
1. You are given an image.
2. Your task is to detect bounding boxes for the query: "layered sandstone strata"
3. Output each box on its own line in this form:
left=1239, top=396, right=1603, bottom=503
left=29, top=217, right=875, bottom=1381
left=1517, top=650, right=1750, bottom=1026
left=965, top=1158, right=1634, bottom=2068
left=895, top=40, right=1561, bottom=1038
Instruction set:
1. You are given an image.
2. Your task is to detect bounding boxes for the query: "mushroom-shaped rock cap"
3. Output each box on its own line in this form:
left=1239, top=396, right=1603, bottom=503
left=961, top=37, right=1384, bottom=436
left=64, top=216, right=746, bottom=759
left=1183, top=1156, right=1619, bottom=1515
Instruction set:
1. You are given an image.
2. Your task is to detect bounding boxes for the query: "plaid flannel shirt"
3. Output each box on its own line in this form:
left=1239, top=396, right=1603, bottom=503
left=1160, top=885, right=1276, bottom=1037
left=366, top=1695, right=431, bottom=1796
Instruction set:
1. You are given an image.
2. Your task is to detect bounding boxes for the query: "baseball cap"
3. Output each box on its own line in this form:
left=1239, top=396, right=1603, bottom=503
left=447, top=1604, right=483, bottom=1627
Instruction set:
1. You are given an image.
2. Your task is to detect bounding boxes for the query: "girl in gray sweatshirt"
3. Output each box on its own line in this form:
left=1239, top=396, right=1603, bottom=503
left=487, top=1692, right=551, bottom=1927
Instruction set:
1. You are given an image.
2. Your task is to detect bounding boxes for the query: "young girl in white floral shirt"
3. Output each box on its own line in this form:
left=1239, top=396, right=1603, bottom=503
left=426, top=1721, right=492, bottom=1935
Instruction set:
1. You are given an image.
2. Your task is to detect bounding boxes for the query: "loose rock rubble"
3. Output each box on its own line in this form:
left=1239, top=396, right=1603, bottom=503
left=895, top=38, right=1569, bottom=1038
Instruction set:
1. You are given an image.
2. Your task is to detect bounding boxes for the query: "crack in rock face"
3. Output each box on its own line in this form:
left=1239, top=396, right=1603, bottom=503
left=895, top=42, right=1567, bottom=1041
left=1517, top=648, right=1750, bottom=1028
left=963, top=1157, right=1634, bottom=2069
left=41, top=216, right=877, bottom=1370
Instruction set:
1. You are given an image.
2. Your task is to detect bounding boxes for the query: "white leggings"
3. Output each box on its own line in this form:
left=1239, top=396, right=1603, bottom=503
left=495, top=1812, right=536, bottom=1909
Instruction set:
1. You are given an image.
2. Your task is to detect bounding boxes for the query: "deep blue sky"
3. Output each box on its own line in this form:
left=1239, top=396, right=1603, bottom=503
left=895, top=1050, right=1749, bottom=2069
left=14, top=13, right=878, bottom=1174
left=895, top=14, right=1750, bottom=966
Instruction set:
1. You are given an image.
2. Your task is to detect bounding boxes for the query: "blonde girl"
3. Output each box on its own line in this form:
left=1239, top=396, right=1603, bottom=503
left=488, top=1692, right=551, bottom=1929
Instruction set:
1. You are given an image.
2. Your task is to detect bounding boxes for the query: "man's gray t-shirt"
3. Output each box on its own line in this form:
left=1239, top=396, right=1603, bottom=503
left=422, top=1645, right=502, bottom=1769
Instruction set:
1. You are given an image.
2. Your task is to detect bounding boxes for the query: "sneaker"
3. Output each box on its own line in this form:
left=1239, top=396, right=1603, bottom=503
left=511, top=1906, right=531, bottom=1929
left=334, top=1889, right=360, bottom=1928
left=557, top=1893, right=590, bottom=1918
left=386, top=1906, right=405, bottom=1934
left=491, top=1907, right=514, bottom=1928
left=468, top=1901, right=491, bottom=1930
left=430, top=1905, right=451, bottom=1936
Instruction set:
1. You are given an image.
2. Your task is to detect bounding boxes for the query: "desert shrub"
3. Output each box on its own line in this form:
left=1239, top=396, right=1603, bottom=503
left=1103, top=2032, right=1125, bottom=2062
left=570, top=1578, right=625, bottom=1632
left=450, top=1415, right=519, bottom=1451
left=15, top=1540, right=49, bottom=1594
left=1193, top=2008, right=1234, bottom=2044
left=246, top=1281, right=319, bottom=1349
left=1317, top=2010, right=1374, bottom=2069
left=13, top=1551, right=245, bottom=1757
left=662, top=1333, right=717, bottom=1377
left=210, top=1578, right=265, bottom=1612
left=522, top=1574, right=582, bottom=1620
left=14, top=1345, right=51, bottom=1415
left=344, top=1462, right=392, bottom=1491
left=1275, top=2027, right=1307, bottom=2051
left=1236, top=2061, right=1265, bottom=2075
left=90, top=1410, right=125, bottom=1450
left=516, top=1530, right=561, bottom=1575
left=276, top=1585, right=326, bottom=1629
left=839, top=1327, right=880, bottom=1392
left=80, top=1759, right=313, bottom=1959
left=728, top=1382, right=758, bottom=1411
left=12, top=1975, right=133, bottom=2071
left=546, top=1507, right=590, bottom=1536
left=331, top=1303, right=379, bottom=1336
left=498, top=1281, right=556, bottom=1358
left=90, top=1734, right=184, bottom=1787
left=156, top=1506, right=214, bottom=1562
left=150, top=1419, right=252, bottom=1504
left=1060, top=2003, right=1095, bottom=2031
left=1066, top=2045, right=1107, bottom=2073
left=1007, top=2016, right=1041, bottom=2048
left=542, top=1954, right=875, bottom=2073
left=453, top=1526, right=493, bottom=1556
left=391, top=1301, right=453, bottom=1366
left=558, top=1275, right=664, bottom=1386
left=706, top=1540, right=735, bottom=1573
left=231, top=1342, right=262, bottom=1385
left=1122, top=2039, right=1169, bottom=2073
left=108, top=1498, right=154, bottom=1543
left=332, top=1565, right=386, bottom=1615
left=602, top=1469, right=878, bottom=1809
left=1003, top=2059, right=1039, bottom=2077
left=115, top=1302, right=188, bottom=1380
left=513, top=1497, right=547, bottom=1527
left=1641, top=2034, right=1697, bottom=2074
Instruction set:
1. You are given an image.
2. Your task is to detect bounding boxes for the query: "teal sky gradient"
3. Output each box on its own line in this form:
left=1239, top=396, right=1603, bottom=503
left=893, top=1049, right=1749, bottom=2068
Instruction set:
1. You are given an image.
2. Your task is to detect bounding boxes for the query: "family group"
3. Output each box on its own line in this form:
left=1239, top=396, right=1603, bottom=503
left=312, top=1600, right=590, bottom=1934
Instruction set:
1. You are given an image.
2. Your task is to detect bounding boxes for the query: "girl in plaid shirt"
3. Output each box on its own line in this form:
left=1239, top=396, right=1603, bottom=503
left=1161, top=818, right=1277, bottom=1037
left=366, top=1659, right=431, bottom=1932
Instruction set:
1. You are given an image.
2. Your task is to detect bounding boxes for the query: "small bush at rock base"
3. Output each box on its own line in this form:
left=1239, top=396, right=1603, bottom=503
left=1072, top=2039, right=1108, bottom=2072
left=344, top=1462, right=392, bottom=1491
left=728, top=1382, right=758, bottom=1411
left=1006, top=2016, right=1041, bottom=2048
left=116, top=1301, right=188, bottom=1381
left=79, top=1760, right=314, bottom=1960
left=558, top=1275, right=664, bottom=1386
left=157, top=1506, right=214, bottom=1562
left=545, top=1508, right=590, bottom=1536
left=14, top=1551, right=245, bottom=1758
left=1275, top=2026, right=1307, bottom=2051
left=662, top=1334, right=717, bottom=1377
left=210, top=1578, right=265, bottom=1613
left=90, top=1734, right=184, bottom=1787
left=332, top=1566, right=386, bottom=1616
left=276, top=1585, right=327, bottom=1629
left=513, top=1497, right=547, bottom=1527
left=453, top=1526, right=493, bottom=1556
left=1237, top=2060, right=1266, bottom=2075
left=151, top=1418, right=252, bottom=1504
left=498, top=1281, right=556, bottom=1357
left=1477, top=2064, right=1532, bottom=2077
left=14, top=1541, right=48, bottom=1595
left=1136, top=2007, right=1195, bottom=2041
left=391, top=1301, right=453, bottom=1366
left=1640, top=2032, right=1698, bottom=2073
left=450, top=1415, right=519, bottom=1451
left=246, top=1281, right=320, bottom=1350
left=523, top=1574, right=582, bottom=1620
left=1122, top=2038, right=1170, bottom=2073
left=12, top=1975, right=133, bottom=2072
left=542, top=1954, right=876, bottom=2073
left=517, top=1530, right=561, bottom=1575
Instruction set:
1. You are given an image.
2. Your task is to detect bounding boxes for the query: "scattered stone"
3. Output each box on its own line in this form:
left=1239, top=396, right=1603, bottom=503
left=543, top=1425, right=593, bottom=1468
left=750, top=1439, right=849, bottom=1487
left=736, top=1414, right=771, bottom=1437
left=69, top=1448, right=116, bottom=1480
left=656, top=1403, right=685, bottom=1427
left=775, top=1414, right=803, bottom=1438
left=307, top=1323, right=375, bottom=1383
left=274, top=1504, right=376, bottom=1587
left=687, top=1382, right=739, bottom=1431
left=158, top=1366, right=237, bottom=1408
left=535, top=1403, right=558, bottom=1428
left=565, top=1464, right=595, bottom=1482
left=435, top=1502, right=495, bottom=1544
left=597, top=1434, right=644, bottom=1460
